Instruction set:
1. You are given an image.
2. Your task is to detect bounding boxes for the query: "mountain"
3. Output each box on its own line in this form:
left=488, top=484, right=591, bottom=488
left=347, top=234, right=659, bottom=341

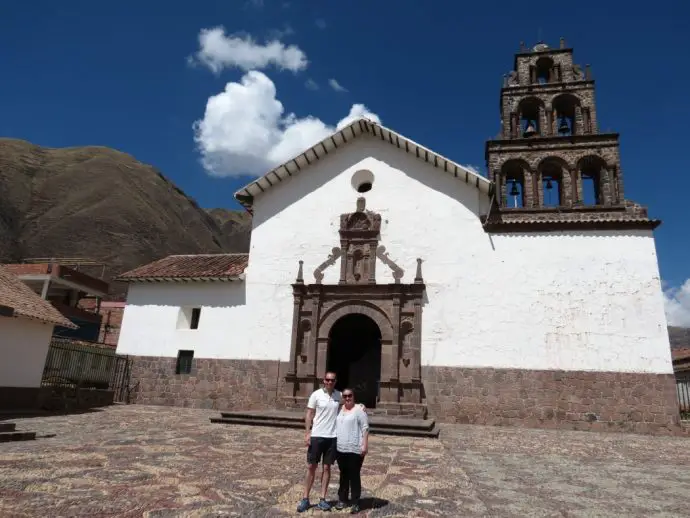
left=0, top=138, right=251, bottom=298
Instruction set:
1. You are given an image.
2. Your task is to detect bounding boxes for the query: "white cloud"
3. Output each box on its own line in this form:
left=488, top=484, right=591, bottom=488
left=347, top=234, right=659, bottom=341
left=193, top=71, right=380, bottom=178
left=663, top=279, right=690, bottom=327
left=315, top=18, right=327, bottom=29
left=305, top=78, right=319, bottom=90
left=190, top=27, right=308, bottom=74
left=328, top=78, right=348, bottom=92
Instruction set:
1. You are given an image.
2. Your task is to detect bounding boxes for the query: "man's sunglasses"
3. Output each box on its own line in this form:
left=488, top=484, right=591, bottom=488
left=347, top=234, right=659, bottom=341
left=324, top=378, right=336, bottom=383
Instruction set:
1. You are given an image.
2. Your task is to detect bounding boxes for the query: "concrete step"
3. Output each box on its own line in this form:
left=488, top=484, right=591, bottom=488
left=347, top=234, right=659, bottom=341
left=211, top=410, right=440, bottom=438
left=0, top=431, right=37, bottom=443
left=0, top=422, right=17, bottom=433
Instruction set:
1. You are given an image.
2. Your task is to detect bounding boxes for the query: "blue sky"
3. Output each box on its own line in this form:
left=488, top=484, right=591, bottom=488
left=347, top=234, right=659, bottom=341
left=1, top=0, right=689, bottom=322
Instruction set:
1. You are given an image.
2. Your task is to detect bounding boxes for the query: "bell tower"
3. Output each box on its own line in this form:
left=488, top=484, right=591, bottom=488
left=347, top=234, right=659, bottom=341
left=483, top=39, right=658, bottom=231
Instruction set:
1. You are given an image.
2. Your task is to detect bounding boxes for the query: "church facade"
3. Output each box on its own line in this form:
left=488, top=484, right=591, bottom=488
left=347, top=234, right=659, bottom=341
left=116, top=41, right=681, bottom=433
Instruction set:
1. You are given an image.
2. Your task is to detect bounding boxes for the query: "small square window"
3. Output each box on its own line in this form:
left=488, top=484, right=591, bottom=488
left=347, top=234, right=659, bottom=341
left=176, top=350, right=194, bottom=375
left=176, top=307, right=202, bottom=330
left=190, top=307, right=201, bottom=329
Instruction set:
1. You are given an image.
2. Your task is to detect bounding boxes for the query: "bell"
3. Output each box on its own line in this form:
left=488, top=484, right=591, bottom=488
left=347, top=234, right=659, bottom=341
left=509, top=181, right=520, bottom=197
left=558, top=117, right=570, bottom=135
left=545, top=178, right=553, bottom=190
left=523, top=122, right=537, bottom=137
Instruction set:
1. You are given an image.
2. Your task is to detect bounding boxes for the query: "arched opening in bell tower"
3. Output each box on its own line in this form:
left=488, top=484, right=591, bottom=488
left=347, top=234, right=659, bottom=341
left=517, top=97, right=543, bottom=138
left=552, top=94, right=581, bottom=137
left=535, top=56, right=555, bottom=84
left=501, top=160, right=529, bottom=208
left=578, top=155, right=607, bottom=205
left=538, top=158, right=566, bottom=207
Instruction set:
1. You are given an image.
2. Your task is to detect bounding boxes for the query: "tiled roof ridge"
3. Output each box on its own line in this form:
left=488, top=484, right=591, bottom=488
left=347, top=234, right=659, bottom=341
left=0, top=265, right=77, bottom=328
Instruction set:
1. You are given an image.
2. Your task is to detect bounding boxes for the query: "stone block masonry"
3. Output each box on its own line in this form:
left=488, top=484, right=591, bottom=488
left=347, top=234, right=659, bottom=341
left=129, top=356, right=289, bottom=411
left=422, top=366, right=681, bottom=435
left=127, top=356, right=684, bottom=436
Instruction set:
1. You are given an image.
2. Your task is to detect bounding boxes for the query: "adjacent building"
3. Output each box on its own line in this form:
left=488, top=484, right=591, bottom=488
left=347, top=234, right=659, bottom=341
left=0, top=265, right=77, bottom=409
left=3, top=260, right=109, bottom=342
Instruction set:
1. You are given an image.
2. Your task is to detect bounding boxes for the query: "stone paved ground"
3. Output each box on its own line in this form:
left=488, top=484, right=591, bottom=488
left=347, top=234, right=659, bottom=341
left=0, top=406, right=689, bottom=518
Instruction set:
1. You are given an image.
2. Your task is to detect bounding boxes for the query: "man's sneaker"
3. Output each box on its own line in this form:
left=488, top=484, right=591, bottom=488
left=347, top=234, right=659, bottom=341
left=296, top=498, right=310, bottom=513
left=316, top=498, right=332, bottom=511
left=335, top=500, right=347, bottom=510
left=350, top=502, right=361, bottom=514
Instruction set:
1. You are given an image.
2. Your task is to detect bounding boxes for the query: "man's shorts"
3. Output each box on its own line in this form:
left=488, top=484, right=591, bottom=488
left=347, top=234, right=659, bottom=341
left=307, top=437, right=336, bottom=465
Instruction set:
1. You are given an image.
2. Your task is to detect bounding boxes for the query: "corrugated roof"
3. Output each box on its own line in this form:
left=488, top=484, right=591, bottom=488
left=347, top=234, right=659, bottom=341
left=233, top=117, right=493, bottom=211
left=672, top=348, right=690, bottom=362
left=116, top=254, right=249, bottom=282
left=669, top=326, right=690, bottom=349
left=0, top=265, right=77, bottom=328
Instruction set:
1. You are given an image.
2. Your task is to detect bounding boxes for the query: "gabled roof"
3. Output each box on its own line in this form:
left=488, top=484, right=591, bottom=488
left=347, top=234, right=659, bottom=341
left=0, top=265, right=77, bottom=328
left=116, top=254, right=248, bottom=283
left=233, top=118, right=493, bottom=211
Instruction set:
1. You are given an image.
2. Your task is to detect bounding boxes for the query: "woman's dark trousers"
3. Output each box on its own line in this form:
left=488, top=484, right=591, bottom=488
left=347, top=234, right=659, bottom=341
left=337, top=452, right=364, bottom=502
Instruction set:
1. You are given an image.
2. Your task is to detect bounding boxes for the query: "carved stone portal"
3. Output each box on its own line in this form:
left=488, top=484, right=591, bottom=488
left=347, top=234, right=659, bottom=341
left=284, top=198, right=425, bottom=410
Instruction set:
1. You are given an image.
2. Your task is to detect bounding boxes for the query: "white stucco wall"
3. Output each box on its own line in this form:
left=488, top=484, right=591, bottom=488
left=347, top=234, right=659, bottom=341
left=244, top=136, right=672, bottom=374
left=118, top=135, right=673, bottom=374
left=116, top=281, right=248, bottom=358
left=0, top=316, right=54, bottom=387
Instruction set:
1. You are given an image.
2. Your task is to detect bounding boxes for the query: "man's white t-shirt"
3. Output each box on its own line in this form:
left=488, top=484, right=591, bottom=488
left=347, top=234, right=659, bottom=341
left=307, top=388, right=342, bottom=438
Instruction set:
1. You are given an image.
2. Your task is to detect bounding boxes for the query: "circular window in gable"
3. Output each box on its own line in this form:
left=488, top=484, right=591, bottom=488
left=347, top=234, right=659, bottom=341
left=351, top=169, right=374, bottom=193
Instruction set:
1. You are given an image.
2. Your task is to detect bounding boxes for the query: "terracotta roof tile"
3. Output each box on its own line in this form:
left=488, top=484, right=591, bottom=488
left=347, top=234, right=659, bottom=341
left=116, top=254, right=248, bottom=282
left=0, top=266, right=77, bottom=328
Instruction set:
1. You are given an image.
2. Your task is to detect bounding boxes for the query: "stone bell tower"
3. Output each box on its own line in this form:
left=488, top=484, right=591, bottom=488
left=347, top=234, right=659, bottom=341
left=483, top=39, right=658, bottom=231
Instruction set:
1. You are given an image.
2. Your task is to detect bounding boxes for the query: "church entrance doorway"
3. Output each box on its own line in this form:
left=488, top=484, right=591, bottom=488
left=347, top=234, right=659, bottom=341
left=327, top=313, right=382, bottom=409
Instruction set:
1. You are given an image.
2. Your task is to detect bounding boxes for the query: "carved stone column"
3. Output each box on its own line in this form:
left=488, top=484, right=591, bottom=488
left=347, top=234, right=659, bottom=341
left=561, top=165, right=573, bottom=207
left=390, top=295, right=401, bottom=382
left=574, top=105, right=583, bottom=136
left=600, top=166, right=611, bottom=206
left=570, top=169, right=579, bottom=205
left=288, top=298, right=301, bottom=376
left=310, top=289, right=323, bottom=380
left=545, top=109, right=553, bottom=136
left=510, top=113, right=519, bottom=139
left=411, top=298, right=422, bottom=382
left=582, top=107, right=591, bottom=134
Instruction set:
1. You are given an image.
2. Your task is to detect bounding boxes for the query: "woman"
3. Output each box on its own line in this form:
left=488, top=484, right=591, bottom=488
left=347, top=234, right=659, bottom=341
left=335, top=388, right=369, bottom=514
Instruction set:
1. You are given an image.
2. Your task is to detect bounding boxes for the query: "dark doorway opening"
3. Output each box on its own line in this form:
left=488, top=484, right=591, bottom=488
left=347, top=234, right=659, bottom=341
left=327, top=313, right=382, bottom=408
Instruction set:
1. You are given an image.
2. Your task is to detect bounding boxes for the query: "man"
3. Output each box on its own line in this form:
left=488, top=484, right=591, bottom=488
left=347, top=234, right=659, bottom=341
left=296, top=371, right=342, bottom=513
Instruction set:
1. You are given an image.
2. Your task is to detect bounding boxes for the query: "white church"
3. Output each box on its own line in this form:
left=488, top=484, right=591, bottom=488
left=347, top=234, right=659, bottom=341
left=115, top=41, right=681, bottom=433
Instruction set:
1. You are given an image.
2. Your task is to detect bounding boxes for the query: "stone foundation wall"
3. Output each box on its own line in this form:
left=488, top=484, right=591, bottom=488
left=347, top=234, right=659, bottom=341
left=422, top=366, right=682, bottom=435
left=129, top=356, right=289, bottom=410
left=0, top=386, right=114, bottom=412
left=127, top=356, right=683, bottom=435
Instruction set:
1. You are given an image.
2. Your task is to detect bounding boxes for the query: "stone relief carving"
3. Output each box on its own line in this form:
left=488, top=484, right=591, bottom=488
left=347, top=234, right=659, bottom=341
left=572, top=64, right=584, bottom=81
left=346, top=211, right=371, bottom=230
left=506, top=70, right=519, bottom=86
left=313, top=247, right=341, bottom=284
left=376, top=246, right=404, bottom=283
left=399, top=320, right=414, bottom=368
left=286, top=198, right=426, bottom=408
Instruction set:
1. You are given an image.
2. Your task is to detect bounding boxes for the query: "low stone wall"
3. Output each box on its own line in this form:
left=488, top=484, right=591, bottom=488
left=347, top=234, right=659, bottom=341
left=0, top=386, right=114, bottom=412
left=127, top=356, right=684, bottom=435
left=422, top=366, right=682, bottom=435
left=0, top=387, right=42, bottom=410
